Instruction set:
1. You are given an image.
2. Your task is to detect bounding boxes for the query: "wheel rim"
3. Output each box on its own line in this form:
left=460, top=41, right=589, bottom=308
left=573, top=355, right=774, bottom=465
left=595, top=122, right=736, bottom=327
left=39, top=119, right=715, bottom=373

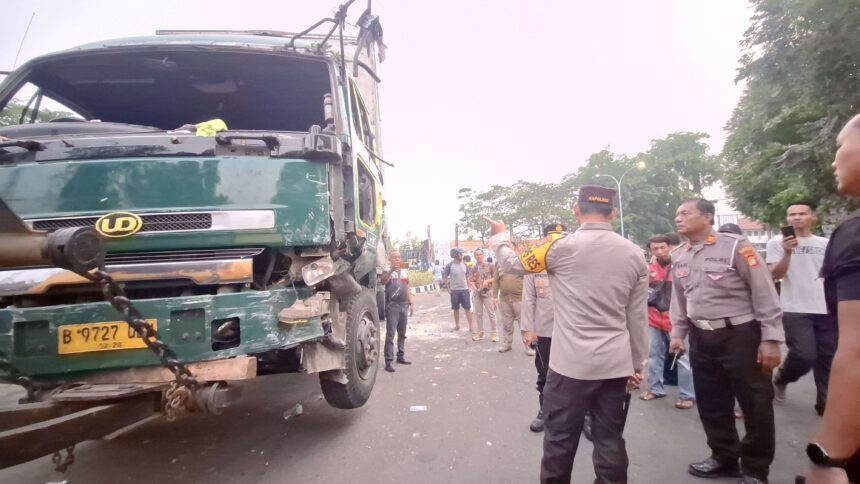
left=355, top=312, right=378, bottom=380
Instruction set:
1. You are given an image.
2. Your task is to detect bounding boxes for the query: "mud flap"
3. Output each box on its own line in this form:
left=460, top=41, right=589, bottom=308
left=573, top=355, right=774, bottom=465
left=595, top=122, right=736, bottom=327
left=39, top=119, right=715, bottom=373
left=303, top=305, right=347, bottom=374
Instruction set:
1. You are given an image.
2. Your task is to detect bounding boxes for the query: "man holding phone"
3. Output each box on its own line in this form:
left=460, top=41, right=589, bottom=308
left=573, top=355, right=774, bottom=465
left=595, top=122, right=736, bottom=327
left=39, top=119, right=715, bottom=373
left=766, top=202, right=836, bottom=415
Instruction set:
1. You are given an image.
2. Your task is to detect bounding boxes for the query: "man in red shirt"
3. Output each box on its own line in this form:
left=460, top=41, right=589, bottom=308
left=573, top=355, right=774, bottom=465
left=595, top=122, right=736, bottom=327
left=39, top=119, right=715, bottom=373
left=640, top=235, right=696, bottom=409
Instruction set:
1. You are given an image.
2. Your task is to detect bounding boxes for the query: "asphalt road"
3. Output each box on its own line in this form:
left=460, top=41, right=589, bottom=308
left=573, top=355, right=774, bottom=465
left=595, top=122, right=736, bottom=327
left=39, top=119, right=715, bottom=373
left=1, top=291, right=821, bottom=483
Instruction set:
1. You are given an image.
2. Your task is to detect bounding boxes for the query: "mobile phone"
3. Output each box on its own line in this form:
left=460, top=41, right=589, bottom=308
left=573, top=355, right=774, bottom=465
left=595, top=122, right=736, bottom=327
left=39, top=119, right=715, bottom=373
left=780, top=225, right=796, bottom=238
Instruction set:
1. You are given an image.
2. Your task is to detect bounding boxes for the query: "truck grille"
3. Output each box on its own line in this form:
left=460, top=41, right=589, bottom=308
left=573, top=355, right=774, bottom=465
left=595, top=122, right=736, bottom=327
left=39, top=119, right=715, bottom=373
left=104, top=248, right=264, bottom=264
left=32, top=213, right=212, bottom=233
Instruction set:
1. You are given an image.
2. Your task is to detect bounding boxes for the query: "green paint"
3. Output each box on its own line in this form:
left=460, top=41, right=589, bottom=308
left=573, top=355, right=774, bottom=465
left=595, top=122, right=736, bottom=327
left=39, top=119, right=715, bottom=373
left=0, top=288, right=324, bottom=381
left=0, top=31, right=391, bottom=384
left=0, top=156, right=331, bottom=247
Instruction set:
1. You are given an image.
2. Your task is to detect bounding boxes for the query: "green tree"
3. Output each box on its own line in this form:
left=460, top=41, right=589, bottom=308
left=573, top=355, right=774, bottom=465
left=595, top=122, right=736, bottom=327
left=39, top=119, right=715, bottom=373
left=456, top=132, right=721, bottom=246
left=457, top=185, right=514, bottom=243
left=394, top=237, right=423, bottom=257
left=0, top=98, right=76, bottom=127
left=504, top=181, right=574, bottom=239
left=723, top=0, right=860, bottom=225
left=567, top=134, right=720, bottom=244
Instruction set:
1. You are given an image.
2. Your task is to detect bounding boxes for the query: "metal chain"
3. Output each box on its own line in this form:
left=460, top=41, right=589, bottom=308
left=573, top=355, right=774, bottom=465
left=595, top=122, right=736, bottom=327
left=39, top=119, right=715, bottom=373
left=0, top=351, right=40, bottom=402
left=5, top=265, right=198, bottom=478
left=51, top=445, right=75, bottom=474
left=80, top=269, right=200, bottom=418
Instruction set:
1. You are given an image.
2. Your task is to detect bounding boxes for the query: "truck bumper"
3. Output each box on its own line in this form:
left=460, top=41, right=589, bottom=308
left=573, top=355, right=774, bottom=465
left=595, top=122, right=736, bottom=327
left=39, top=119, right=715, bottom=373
left=0, top=288, right=325, bottom=381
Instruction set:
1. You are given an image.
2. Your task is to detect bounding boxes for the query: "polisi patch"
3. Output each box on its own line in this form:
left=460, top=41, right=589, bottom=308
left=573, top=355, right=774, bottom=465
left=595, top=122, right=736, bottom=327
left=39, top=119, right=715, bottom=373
left=739, top=246, right=759, bottom=268
left=95, top=212, right=143, bottom=238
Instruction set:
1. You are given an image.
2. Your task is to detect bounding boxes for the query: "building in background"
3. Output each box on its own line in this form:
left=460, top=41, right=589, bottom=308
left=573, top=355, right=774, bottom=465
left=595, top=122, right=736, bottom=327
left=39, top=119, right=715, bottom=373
left=706, top=185, right=775, bottom=252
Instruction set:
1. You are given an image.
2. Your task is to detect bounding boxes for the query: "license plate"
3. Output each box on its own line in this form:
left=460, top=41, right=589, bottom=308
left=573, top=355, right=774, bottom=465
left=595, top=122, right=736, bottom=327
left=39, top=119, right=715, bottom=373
left=57, top=320, right=158, bottom=355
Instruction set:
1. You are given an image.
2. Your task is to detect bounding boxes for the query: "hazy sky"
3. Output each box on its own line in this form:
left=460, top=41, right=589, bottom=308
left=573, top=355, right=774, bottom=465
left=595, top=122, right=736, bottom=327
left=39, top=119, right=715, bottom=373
left=1, top=0, right=752, bottom=242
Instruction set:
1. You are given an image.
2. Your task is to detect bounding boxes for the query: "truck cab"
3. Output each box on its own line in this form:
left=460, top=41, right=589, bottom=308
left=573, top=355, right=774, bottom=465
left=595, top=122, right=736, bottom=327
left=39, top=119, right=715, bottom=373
left=0, top=29, right=387, bottom=411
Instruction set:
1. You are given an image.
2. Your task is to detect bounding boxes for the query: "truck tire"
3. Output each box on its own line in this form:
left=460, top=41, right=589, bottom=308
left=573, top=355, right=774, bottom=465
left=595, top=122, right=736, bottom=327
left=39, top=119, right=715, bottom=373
left=320, top=289, right=380, bottom=409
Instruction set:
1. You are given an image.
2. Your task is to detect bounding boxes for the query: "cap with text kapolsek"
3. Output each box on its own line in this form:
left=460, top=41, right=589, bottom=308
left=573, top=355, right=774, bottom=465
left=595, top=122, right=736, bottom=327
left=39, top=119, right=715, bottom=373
left=578, top=185, right=616, bottom=205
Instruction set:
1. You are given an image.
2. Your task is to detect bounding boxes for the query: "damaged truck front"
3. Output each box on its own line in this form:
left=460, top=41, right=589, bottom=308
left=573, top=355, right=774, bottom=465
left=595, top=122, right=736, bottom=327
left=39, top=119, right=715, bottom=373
left=0, top=29, right=389, bottom=423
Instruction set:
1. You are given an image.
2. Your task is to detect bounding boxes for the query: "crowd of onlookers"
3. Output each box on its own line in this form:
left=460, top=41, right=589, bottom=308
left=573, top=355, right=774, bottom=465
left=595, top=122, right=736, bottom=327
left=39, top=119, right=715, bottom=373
left=378, top=113, right=860, bottom=484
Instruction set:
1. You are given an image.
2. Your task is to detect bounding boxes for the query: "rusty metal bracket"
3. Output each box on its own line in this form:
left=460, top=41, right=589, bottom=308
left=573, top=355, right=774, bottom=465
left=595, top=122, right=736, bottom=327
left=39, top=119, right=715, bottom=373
left=49, top=383, right=168, bottom=402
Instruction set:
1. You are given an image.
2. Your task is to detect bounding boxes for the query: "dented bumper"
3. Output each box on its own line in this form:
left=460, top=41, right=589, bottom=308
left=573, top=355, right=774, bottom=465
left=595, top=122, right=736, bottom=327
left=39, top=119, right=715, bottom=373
left=0, top=287, right=325, bottom=381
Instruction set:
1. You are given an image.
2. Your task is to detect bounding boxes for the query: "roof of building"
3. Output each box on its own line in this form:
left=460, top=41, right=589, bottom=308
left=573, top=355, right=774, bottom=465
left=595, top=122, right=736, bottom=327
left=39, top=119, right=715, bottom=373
left=452, top=240, right=487, bottom=252
left=738, top=217, right=765, bottom=231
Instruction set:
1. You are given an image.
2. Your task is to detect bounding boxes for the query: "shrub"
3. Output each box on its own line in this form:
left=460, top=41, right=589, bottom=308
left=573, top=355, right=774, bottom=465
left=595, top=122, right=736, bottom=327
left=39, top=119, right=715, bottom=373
left=408, top=271, right=434, bottom=287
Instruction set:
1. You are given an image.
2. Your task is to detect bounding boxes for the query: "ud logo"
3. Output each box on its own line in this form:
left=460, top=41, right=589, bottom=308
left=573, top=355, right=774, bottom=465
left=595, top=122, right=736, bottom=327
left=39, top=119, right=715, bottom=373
left=95, top=212, right=143, bottom=238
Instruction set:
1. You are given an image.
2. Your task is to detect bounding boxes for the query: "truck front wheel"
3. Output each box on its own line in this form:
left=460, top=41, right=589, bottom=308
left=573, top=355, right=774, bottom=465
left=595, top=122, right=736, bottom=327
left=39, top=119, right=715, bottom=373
left=320, top=289, right=380, bottom=409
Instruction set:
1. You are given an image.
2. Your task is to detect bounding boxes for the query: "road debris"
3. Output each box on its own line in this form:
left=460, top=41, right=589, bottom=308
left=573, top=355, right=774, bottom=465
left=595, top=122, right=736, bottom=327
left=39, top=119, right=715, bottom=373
left=283, top=403, right=304, bottom=421
left=409, top=405, right=428, bottom=412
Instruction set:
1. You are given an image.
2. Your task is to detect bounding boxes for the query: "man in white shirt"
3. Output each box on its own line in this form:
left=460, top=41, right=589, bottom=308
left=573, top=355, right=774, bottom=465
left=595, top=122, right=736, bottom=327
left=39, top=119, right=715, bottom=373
left=766, top=202, right=837, bottom=415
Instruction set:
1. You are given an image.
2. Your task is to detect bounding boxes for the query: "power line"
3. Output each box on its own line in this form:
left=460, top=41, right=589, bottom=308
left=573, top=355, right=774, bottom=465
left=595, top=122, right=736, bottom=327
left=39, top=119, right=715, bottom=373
left=12, top=12, right=36, bottom=70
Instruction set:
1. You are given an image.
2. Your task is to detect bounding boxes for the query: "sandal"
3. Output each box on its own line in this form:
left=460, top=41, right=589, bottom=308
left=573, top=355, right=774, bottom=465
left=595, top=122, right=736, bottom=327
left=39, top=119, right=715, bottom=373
left=639, top=391, right=666, bottom=401
left=675, top=399, right=695, bottom=410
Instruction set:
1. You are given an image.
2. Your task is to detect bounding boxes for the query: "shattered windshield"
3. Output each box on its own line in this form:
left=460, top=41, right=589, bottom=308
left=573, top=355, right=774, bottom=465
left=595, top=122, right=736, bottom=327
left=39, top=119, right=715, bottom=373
left=0, top=49, right=333, bottom=132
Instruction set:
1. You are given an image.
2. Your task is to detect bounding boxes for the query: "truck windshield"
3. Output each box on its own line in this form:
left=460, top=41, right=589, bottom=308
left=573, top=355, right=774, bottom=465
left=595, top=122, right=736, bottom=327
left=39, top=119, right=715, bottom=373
left=0, top=49, right=332, bottom=132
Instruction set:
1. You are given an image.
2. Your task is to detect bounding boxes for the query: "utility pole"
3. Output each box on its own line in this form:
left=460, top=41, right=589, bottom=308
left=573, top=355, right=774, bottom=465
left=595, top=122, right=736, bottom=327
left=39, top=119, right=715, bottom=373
left=596, top=161, right=646, bottom=239
left=454, top=223, right=459, bottom=248
left=426, top=225, right=433, bottom=268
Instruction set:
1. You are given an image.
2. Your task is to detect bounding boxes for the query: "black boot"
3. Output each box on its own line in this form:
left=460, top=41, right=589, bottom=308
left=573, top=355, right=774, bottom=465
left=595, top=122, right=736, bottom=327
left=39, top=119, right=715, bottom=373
left=529, top=411, right=544, bottom=432
left=384, top=362, right=395, bottom=372
left=396, top=356, right=412, bottom=365
left=687, top=457, right=741, bottom=479
left=738, top=476, right=767, bottom=484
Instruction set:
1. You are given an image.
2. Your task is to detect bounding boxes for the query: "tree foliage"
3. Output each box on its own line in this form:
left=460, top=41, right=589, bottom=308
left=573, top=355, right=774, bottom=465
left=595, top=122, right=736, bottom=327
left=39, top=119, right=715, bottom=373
left=0, top=99, right=74, bottom=127
left=723, top=0, right=860, bottom=225
left=458, top=132, right=721, bottom=245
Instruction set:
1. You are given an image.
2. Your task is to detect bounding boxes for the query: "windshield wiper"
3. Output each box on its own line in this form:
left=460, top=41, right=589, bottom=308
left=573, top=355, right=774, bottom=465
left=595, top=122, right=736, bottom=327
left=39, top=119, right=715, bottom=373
left=0, top=138, right=46, bottom=151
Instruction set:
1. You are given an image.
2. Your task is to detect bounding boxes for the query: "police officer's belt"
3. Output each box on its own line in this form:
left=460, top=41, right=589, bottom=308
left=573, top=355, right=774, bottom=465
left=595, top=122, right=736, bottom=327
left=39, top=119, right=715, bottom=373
left=689, top=314, right=755, bottom=331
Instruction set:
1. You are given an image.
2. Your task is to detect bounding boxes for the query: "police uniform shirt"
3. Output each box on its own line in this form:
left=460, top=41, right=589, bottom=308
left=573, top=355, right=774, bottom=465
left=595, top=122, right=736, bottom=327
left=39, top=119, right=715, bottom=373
left=490, top=223, right=649, bottom=381
left=521, top=272, right=555, bottom=338
left=669, top=230, right=784, bottom=342
left=493, top=266, right=524, bottom=303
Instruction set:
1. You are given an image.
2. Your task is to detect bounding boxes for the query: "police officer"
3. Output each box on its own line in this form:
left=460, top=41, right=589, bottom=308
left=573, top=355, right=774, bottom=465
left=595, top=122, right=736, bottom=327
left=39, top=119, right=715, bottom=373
left=669, top=198, right=783, bottom=484
left=522, top=223, right=567, bottom=433
left=486, top=186, right=648, bottom=484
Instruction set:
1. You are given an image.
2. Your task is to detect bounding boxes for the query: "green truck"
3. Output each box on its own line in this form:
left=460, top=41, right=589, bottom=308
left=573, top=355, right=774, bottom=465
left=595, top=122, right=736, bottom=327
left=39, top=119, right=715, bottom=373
left=0, top=4, right=389, bottom=466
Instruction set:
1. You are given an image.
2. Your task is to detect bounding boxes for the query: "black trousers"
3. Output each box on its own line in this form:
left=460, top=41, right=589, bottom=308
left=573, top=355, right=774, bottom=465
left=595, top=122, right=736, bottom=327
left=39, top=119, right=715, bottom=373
left=689, top=321, right=774, bottom=480
left=384, top=302, right=407, bottom=363
left=541, top=370, right=629, bottom=484
left=775, top=312, right=838, bottom=412
left=534, top=336, right=552, bottom=409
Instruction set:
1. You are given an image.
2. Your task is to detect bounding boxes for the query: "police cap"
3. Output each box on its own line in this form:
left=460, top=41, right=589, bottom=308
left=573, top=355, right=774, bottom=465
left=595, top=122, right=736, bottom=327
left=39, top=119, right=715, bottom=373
left=542, top=223, right=568, bottom=236
left=718, top=223, right=743, bottom=235
left=579, top=185, right=616, bottom=205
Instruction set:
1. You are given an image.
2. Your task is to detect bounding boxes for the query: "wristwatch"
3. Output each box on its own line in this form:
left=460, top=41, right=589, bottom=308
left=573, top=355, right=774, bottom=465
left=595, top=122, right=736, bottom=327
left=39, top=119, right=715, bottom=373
left=806, top=442, right=850, bottom=468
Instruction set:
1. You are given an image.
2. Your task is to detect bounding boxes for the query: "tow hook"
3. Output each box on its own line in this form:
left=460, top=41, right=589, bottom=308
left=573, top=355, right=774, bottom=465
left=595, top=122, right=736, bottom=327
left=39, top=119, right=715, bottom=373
left=191, top=382, right=243, bottom=415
